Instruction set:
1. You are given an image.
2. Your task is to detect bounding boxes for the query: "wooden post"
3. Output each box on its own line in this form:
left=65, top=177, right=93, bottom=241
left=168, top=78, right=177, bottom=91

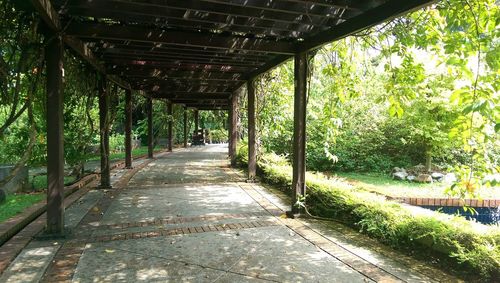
left=228, top=98, right=232, bottom=157
left=147, top=98, right=154, bottom=158
left=247, top=80, right=256, bottom=180
left=229, top=92, right=238, bottom=166
left=194, top=109, right=199, bottom=132
left=183, top=107, right=188, bottom=148
left=292, top=52, right=308, bottom=213
left=98, top=76, right=111, bottom=189
left=45, top=34, right=65, bottom=235
left=167, top=100, right=173, bottom=152
left=125, top=89, right=132, bottom=169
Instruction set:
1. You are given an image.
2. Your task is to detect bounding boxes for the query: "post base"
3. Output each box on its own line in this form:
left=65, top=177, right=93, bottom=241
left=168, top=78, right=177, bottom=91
left=97, top=185, right=113, bottom=190
left=36, top=227, right=72, bottom=240
left=246, top=179, right=257, bottom=183
left=285, top=211, right=303, bottom=219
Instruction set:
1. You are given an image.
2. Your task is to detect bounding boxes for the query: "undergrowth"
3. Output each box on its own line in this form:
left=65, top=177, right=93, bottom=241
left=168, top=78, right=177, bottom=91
left=236, top=145, right=500, bottom=282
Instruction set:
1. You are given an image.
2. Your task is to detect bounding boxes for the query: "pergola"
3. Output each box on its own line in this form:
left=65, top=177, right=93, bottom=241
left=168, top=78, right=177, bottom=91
left=17, top=0, right=433, bottom=236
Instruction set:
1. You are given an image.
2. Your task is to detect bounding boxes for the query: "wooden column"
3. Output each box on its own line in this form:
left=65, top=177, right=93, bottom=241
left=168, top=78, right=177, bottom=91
left=124, top=89, right=132, bottom=169
left=228, top=98, right=232, bottom=157
left=147, top=98, right=153, bottom=158
left=45, top=34, right=65, bottom=235
left=229, top=92, right=238, bottom=167
left=247, top=80, right=256, bottom=180
left=98, top=76, right=111, bottom=189
left=183, top=107, right=188, bottom=148
left=292, top=52, right=308, bottom=213
left=194, top=109, right=199, bottom=132
left=167, top=100, right=173, bottom=152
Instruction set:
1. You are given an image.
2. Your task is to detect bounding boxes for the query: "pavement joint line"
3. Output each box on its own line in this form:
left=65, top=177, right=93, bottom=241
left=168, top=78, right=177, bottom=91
left=247, top=185, right=446, bottom=283
left=78, top=211, right=270, bottom=232
left=238, top=183, right=405, bottom=283
left=108, top=246, right=282, bottom=283
left=84, top=220, right=279, bottom=244
left=210, top=218, right=281, bottom=283
left=39, top=153, right=163, bottom=282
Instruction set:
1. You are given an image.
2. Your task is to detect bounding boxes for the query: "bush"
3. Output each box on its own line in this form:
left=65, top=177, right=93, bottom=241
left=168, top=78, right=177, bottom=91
left=236, top=145, right=500, bottom=281
left=109, top=133, right=125, bottom=152
left=210, top=129, right=227, bottom=143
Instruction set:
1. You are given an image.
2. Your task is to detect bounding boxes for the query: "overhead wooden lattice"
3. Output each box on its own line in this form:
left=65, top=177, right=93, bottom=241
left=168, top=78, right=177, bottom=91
left=24, top=0, right=434, bottom=109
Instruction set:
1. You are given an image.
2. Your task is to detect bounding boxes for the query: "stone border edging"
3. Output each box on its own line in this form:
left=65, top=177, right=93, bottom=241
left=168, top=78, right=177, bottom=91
left=0, top=173, right=98, bottom=246
left=238, top=183, right=407, bottom=283
left=0, top=150, right=166, bottom=248
left=394, top=197, right=500, bottom=208
left=0, top=181, right=96, bottom=275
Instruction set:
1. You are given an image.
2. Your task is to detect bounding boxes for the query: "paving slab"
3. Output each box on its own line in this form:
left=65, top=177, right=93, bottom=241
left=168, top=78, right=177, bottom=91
left=1, top=144, right=460, bottom=282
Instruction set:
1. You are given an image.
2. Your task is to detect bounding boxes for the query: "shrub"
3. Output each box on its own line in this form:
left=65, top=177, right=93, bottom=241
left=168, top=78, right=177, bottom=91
left=109, top=133, right=125, bottom=152
left=236, top=145, right=500, bottom=281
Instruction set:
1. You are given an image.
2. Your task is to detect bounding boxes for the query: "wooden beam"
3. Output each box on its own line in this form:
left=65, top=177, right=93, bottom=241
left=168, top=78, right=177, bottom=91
left=63, top=0, right=337, bottom=27
left=170, top=99, right=228, bottom=104
left=185, top=104, right=229, bottom=110
left=95, top=48, right=270, bottom=63
left=32, top=0, right=60, bottom=30
left=298, top=0, right=435, bottom=52
left=64, top=8, right=314, bottom=37
left=64, top=37, right=130, bottom=89
left=150, top=93, right=230, bottom=100
left=244, top=55, right=292, bottom=80
left=136, top=85, right=236, bottom=94
left=107, top=60, right=255, bottom=73
left=65, top=22, right=297, bottom=55
left=108, top=69, right=246, bottom=78
left=30, top=0, right=130, bottom=89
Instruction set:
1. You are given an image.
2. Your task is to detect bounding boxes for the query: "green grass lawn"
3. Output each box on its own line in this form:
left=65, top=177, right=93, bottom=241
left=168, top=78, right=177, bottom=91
left=0, top=193, right=45, bottom=223
left=87, top=146, right=163, bottom=161
left=334, top=172, right=500, bottom=199
left=31, top=175, right=76, bottom=191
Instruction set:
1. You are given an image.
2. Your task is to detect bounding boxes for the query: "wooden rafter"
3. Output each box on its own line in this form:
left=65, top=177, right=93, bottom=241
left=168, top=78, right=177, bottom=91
left=65, top=22, right=298, bottom=55
left=30, top=0, right=131, bottom=89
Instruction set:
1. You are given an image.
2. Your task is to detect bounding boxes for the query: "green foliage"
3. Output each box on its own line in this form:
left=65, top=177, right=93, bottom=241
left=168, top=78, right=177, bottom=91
left=209, top=129, right=227, bottom=143
left=0, top=193, right=44, bottom=223
left=31, top=175, right=76, bottom=191
left=236, top=146, right=500, bottom=281
left=109, top=133, right=125, bottom=152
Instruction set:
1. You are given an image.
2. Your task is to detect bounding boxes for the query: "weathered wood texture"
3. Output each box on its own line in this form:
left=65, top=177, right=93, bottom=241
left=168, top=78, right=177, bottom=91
left=98, top=77, right=111, bottom=189
left=125, top=89, right=132, bottom=168
left=147, top=98, right=153, bottom=158
left=229, top=92, right=239, bottom=166
left=247, top=80, right=256, bottom=180
left=292, top=52, right=307, bottom=213
left=167, top=101, right=173, bottom=152
left=45, top=34, right=65, bottom=235
left=183, top=107, right=188, bottom=148
left=30, top=0, right=433, bottom=106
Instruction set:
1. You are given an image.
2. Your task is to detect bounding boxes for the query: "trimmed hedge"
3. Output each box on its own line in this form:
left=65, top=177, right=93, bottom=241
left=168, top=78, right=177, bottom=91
left=236, top=145, right=500, bottom=281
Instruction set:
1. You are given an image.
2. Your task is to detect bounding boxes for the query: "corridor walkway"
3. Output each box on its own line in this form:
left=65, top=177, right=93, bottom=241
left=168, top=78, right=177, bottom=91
left=0, top=145, right=457, bottom=282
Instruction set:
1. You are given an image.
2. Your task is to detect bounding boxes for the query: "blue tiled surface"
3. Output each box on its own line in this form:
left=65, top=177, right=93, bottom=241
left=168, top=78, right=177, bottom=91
left=421, top=205, right=500, bottom=224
